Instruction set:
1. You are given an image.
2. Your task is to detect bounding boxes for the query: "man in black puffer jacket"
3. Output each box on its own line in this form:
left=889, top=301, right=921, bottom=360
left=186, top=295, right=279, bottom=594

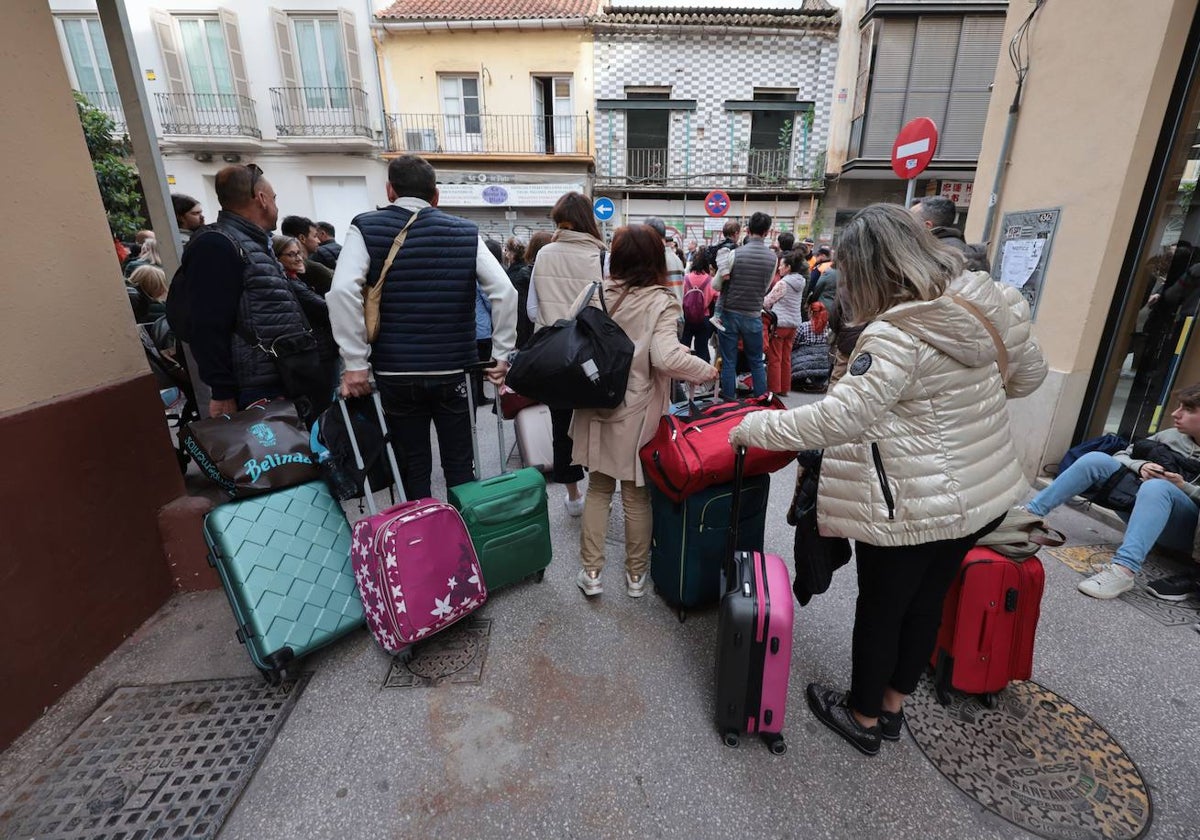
left=182, top=164, right=320, bottom=419
left=911, top=196, right=967, bottom=253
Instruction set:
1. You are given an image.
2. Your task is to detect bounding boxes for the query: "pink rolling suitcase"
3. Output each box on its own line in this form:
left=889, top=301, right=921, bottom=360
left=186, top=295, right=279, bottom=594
left=714, top=447, right=794, bottom=754
left=342, top=387, right=487, bottom=656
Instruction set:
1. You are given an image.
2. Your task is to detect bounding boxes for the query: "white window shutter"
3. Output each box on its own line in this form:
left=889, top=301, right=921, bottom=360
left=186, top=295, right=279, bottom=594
left=338, top=8, right=364, bottom=92
left=151, top=9, right=186, bottom=93
left=271, top=8, right=299, bottom=88
left=218, top=8, right=251, bottom=101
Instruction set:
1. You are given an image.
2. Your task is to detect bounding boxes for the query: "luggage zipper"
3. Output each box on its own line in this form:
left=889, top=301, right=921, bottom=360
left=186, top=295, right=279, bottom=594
left=651, top=451, right=686, bottom=496
left=870, top=442, right=895, bottom=520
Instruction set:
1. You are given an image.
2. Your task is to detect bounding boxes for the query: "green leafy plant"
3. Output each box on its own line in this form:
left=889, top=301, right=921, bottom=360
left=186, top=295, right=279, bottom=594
left=74, top=92, right=144, bottom=239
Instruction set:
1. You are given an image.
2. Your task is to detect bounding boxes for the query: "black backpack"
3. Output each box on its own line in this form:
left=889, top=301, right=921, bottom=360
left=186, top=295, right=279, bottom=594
left=166, top=226, right=247, bottom=343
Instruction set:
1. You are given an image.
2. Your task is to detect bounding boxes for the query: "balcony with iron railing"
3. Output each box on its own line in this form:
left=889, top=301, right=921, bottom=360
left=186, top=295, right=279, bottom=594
left=155, top=92, right=261, bottom=141
left=270, top=87, right=372, bottom=139
left=596, top=146, right=826, bottom=191
left=385, top=113, right=591, bottom=157
left=77, top=90, right=126, bottom=133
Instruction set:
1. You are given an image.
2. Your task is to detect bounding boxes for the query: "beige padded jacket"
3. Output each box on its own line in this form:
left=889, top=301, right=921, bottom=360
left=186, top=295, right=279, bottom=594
left=733, top=271, right=1047, bottom=547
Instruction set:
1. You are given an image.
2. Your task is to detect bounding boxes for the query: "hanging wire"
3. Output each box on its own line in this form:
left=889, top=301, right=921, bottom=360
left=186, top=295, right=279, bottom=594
left=1009, top=0, right=1049, bottom=93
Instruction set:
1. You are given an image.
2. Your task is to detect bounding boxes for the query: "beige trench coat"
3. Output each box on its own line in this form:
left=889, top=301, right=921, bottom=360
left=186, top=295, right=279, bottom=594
left=571, top=280, right=717, bottom=484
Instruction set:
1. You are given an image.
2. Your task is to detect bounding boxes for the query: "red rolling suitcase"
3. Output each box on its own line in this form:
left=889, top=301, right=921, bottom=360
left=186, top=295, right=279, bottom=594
left=714, top=448, right=794, bottom=754
left=931, top=546, right=1045, bottom=705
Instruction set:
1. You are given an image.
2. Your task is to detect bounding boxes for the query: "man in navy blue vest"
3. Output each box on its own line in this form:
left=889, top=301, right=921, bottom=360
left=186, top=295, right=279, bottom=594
left=328, top=155, right=517, bottom=499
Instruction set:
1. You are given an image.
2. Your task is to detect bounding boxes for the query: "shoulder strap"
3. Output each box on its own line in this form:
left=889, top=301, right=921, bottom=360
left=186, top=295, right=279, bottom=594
left=952, top=294, right=1010, bottom=385
left=371, top=208, right=425, bottom=289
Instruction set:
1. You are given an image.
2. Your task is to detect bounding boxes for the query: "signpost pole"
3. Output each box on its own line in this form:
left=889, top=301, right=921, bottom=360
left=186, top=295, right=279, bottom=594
left=904, top=178, right=917, bottom=209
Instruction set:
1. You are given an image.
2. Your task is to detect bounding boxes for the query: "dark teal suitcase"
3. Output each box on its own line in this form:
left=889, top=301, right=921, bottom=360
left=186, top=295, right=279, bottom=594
left=649, top=473, right=770, bottom=622
left=204, top=480, right=365, bottom=683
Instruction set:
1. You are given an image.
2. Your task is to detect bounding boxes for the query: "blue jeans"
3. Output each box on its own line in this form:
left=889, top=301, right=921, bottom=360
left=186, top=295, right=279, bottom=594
left=1027, top=451, right=1199, bottom=572
left=718, top=310, right=767, bottom=397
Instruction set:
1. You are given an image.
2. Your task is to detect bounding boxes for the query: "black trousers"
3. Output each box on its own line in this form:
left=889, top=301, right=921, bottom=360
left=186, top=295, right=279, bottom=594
left=848, top=515, right=1003, bottom=718
left=549, top=407, right=585, bottom=485
left=377, top=375, right=474, bottom=500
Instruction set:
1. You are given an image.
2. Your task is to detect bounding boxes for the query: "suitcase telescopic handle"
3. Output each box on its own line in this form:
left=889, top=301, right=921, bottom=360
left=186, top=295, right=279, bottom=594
left=459, top=361, right=508, bottom=481
left=727, top=445, right=747, bottom=556
left=338, top=386, right=407, bottom=515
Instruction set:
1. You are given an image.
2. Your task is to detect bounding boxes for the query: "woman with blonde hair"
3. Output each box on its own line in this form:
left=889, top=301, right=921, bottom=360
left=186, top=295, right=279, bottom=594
left=571, top=225, right=717, bottom=597
left=123, top=237, right=162, bottom=278
left=128, top=264, right=169, bottom=322
left=730, top=203, right=1046, bottom=757
left=527, top=193, right=606, bottom=515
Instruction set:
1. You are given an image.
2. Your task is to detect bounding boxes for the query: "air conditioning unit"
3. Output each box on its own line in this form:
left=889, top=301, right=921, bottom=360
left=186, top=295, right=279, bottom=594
left=404, top=129, right=438, bottom=152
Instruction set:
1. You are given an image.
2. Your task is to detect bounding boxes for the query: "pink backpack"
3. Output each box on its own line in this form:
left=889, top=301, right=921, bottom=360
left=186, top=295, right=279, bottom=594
left=682, top=274, right=710, bottom=325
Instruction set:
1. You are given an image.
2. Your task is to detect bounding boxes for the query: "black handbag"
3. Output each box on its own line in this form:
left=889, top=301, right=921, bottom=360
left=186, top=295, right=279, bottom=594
left=1083, top=467, right=1141, bottom=513
left=262, top=330, right=331, bottom=424
left=788, top=450, right=851, bottom=606
left=506, top=281, right=635, bottom=410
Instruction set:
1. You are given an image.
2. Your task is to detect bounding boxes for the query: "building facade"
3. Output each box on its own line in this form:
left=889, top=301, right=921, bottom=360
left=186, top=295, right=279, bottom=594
left=373, top=0, right=597, bottom=242
left=824, top=0, right=1007, bottom=234
left=50, top=0, right=388, bottom=240
left=592, top=0, right=840, bottom=245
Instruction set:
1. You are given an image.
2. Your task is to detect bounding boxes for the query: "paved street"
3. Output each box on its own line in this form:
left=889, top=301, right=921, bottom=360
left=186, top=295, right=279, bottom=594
left=2, top=395, right=1198, bottom=839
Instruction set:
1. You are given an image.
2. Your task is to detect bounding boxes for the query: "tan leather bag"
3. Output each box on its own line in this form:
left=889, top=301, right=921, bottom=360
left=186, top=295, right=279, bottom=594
left=364, top=208, right=425, bottom=343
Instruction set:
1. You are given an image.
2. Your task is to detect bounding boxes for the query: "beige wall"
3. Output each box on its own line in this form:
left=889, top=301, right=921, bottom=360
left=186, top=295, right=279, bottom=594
left=377, top=27, right=593, bottom=141
left=1, top=0, right=147, bottom=414
left=966, top=0, right=1196, bottom=468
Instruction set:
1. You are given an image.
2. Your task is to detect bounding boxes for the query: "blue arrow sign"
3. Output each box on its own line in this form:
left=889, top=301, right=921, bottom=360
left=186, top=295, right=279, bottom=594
left=593, top=196, right=615, bottom=221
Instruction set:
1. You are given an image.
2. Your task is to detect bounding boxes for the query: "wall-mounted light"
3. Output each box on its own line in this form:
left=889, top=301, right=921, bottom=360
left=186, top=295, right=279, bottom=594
left=193, top=152, right=212, bottom=162
left=222, top=153, right=242, bottom=163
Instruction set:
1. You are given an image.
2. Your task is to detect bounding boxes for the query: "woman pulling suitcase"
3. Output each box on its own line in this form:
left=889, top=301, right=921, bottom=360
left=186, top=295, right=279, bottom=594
left=729, top=203, right=1046, bottom=756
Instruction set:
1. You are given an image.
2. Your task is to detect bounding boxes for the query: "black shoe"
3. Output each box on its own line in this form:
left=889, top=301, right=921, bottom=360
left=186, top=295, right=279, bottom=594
left=879, top=708, right=905, bottom=741
left=1146, top=573, right=1200, bottom=602
left=805, top=683, right=881, bottom=756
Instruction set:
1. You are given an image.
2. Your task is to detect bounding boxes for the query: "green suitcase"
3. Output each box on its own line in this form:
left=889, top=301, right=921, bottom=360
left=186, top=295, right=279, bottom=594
left=449, top=385, right=552, bottom=592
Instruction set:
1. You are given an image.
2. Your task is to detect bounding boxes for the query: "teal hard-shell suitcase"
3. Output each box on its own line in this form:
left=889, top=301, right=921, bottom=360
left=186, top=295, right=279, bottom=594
left=204, top=480, right=365, bottom=683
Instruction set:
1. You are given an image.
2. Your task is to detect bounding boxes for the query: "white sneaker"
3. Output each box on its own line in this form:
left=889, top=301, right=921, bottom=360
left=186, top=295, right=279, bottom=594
left=564, top=496, right=585, bottom=517
left=625, top=571, right=647, bottom=598
left=709, top=315, right=726, bottom=333
left=577, top=568, right=603, bottom=597
left=1078, top=564, right=1135, bottom=599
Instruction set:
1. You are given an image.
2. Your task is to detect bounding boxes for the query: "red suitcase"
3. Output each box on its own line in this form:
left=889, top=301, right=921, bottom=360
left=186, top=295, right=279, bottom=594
left=931, top=546, right=1045, bottom=705
left=639, top=392, right=795, bottom=503
left=714, top=448, right=794, bottom=754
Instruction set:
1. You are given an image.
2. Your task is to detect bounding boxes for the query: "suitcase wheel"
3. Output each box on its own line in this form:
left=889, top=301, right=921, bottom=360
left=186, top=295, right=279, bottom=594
left=534, top=569, right=546, bottom=583
left=259, top=667, right=283, bottom=687
left=393, top=645, right=416, bottom=665
left=764, top=734, right=787, bottom=756
left=722, top=731, right=740, bottom=748
left=982, top=692, right=1000, bottom=710
left=677, top=608, right=687, bottom=624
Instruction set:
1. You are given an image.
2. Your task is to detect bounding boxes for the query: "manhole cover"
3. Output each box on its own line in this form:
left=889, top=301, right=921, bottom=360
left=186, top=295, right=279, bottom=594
left=383, top=617, right=491, bottom=688
left=907, top=678, right=1151, bottom=840
left=1043, top=544, right=1200, bottom=626
left=0, top=676, right=307, bottom=840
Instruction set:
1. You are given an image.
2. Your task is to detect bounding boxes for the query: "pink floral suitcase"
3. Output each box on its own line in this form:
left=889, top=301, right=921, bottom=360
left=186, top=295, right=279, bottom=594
left=338, top=392, right=487, bottom=655
left=351, top=499, right=485, bottom=654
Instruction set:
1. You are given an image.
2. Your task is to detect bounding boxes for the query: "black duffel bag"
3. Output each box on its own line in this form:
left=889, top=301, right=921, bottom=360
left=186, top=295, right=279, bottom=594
left=1083, top=467, right=1141, bottom=512
left=506, top=281, right=634, bottom=410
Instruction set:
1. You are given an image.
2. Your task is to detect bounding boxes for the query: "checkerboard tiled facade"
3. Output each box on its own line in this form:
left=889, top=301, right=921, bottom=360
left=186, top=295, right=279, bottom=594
left=594, top=24, right=840, bottom=190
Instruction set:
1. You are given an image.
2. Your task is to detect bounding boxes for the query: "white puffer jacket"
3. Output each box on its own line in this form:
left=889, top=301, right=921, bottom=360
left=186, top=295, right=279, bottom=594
left=732, top=271, right=1047, bottom=547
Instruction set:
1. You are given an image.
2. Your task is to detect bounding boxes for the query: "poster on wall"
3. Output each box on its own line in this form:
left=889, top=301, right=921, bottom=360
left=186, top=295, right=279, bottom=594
left=991, top=207, right=1062, bottom=321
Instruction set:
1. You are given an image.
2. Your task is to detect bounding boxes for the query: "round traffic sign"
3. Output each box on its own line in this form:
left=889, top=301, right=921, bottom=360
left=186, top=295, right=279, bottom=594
left=705, top=190, right=731, bottom=217
left=891, top=117, right=939, bottom=180
left=593, top=196, right=615, bottom=221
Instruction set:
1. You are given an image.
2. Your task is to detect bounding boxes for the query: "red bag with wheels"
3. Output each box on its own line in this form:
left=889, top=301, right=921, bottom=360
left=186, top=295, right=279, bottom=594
left=930, top=546, right=1045, bottom=704
left=639, top=391, right=796, bottom=503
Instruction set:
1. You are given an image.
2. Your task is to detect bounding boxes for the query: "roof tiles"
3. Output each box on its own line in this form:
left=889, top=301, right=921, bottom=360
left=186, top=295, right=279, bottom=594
left=377, top=0, right=599, bottom=20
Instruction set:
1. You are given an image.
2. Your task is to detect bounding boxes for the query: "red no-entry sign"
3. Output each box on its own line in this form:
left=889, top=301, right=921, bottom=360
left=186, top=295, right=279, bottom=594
left=891, top=118, right=939, bottom=180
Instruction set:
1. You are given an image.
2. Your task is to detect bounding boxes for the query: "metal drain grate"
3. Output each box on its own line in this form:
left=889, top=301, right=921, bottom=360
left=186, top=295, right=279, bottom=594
left=0, top=676, right=307, bottom=840
left=383, top=617, right=491, bottom=688
left=1043, top=544, right=1200, bottom=626
left=907, top=678, right=1152, bottom=840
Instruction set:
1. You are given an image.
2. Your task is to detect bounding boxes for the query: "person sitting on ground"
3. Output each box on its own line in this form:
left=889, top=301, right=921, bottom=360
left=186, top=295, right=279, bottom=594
left=571, top=224, right=718, bottom=598
left=1023, top=384, right=1200, bottom=601
left=730, top=203, right=1045, bottom=758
